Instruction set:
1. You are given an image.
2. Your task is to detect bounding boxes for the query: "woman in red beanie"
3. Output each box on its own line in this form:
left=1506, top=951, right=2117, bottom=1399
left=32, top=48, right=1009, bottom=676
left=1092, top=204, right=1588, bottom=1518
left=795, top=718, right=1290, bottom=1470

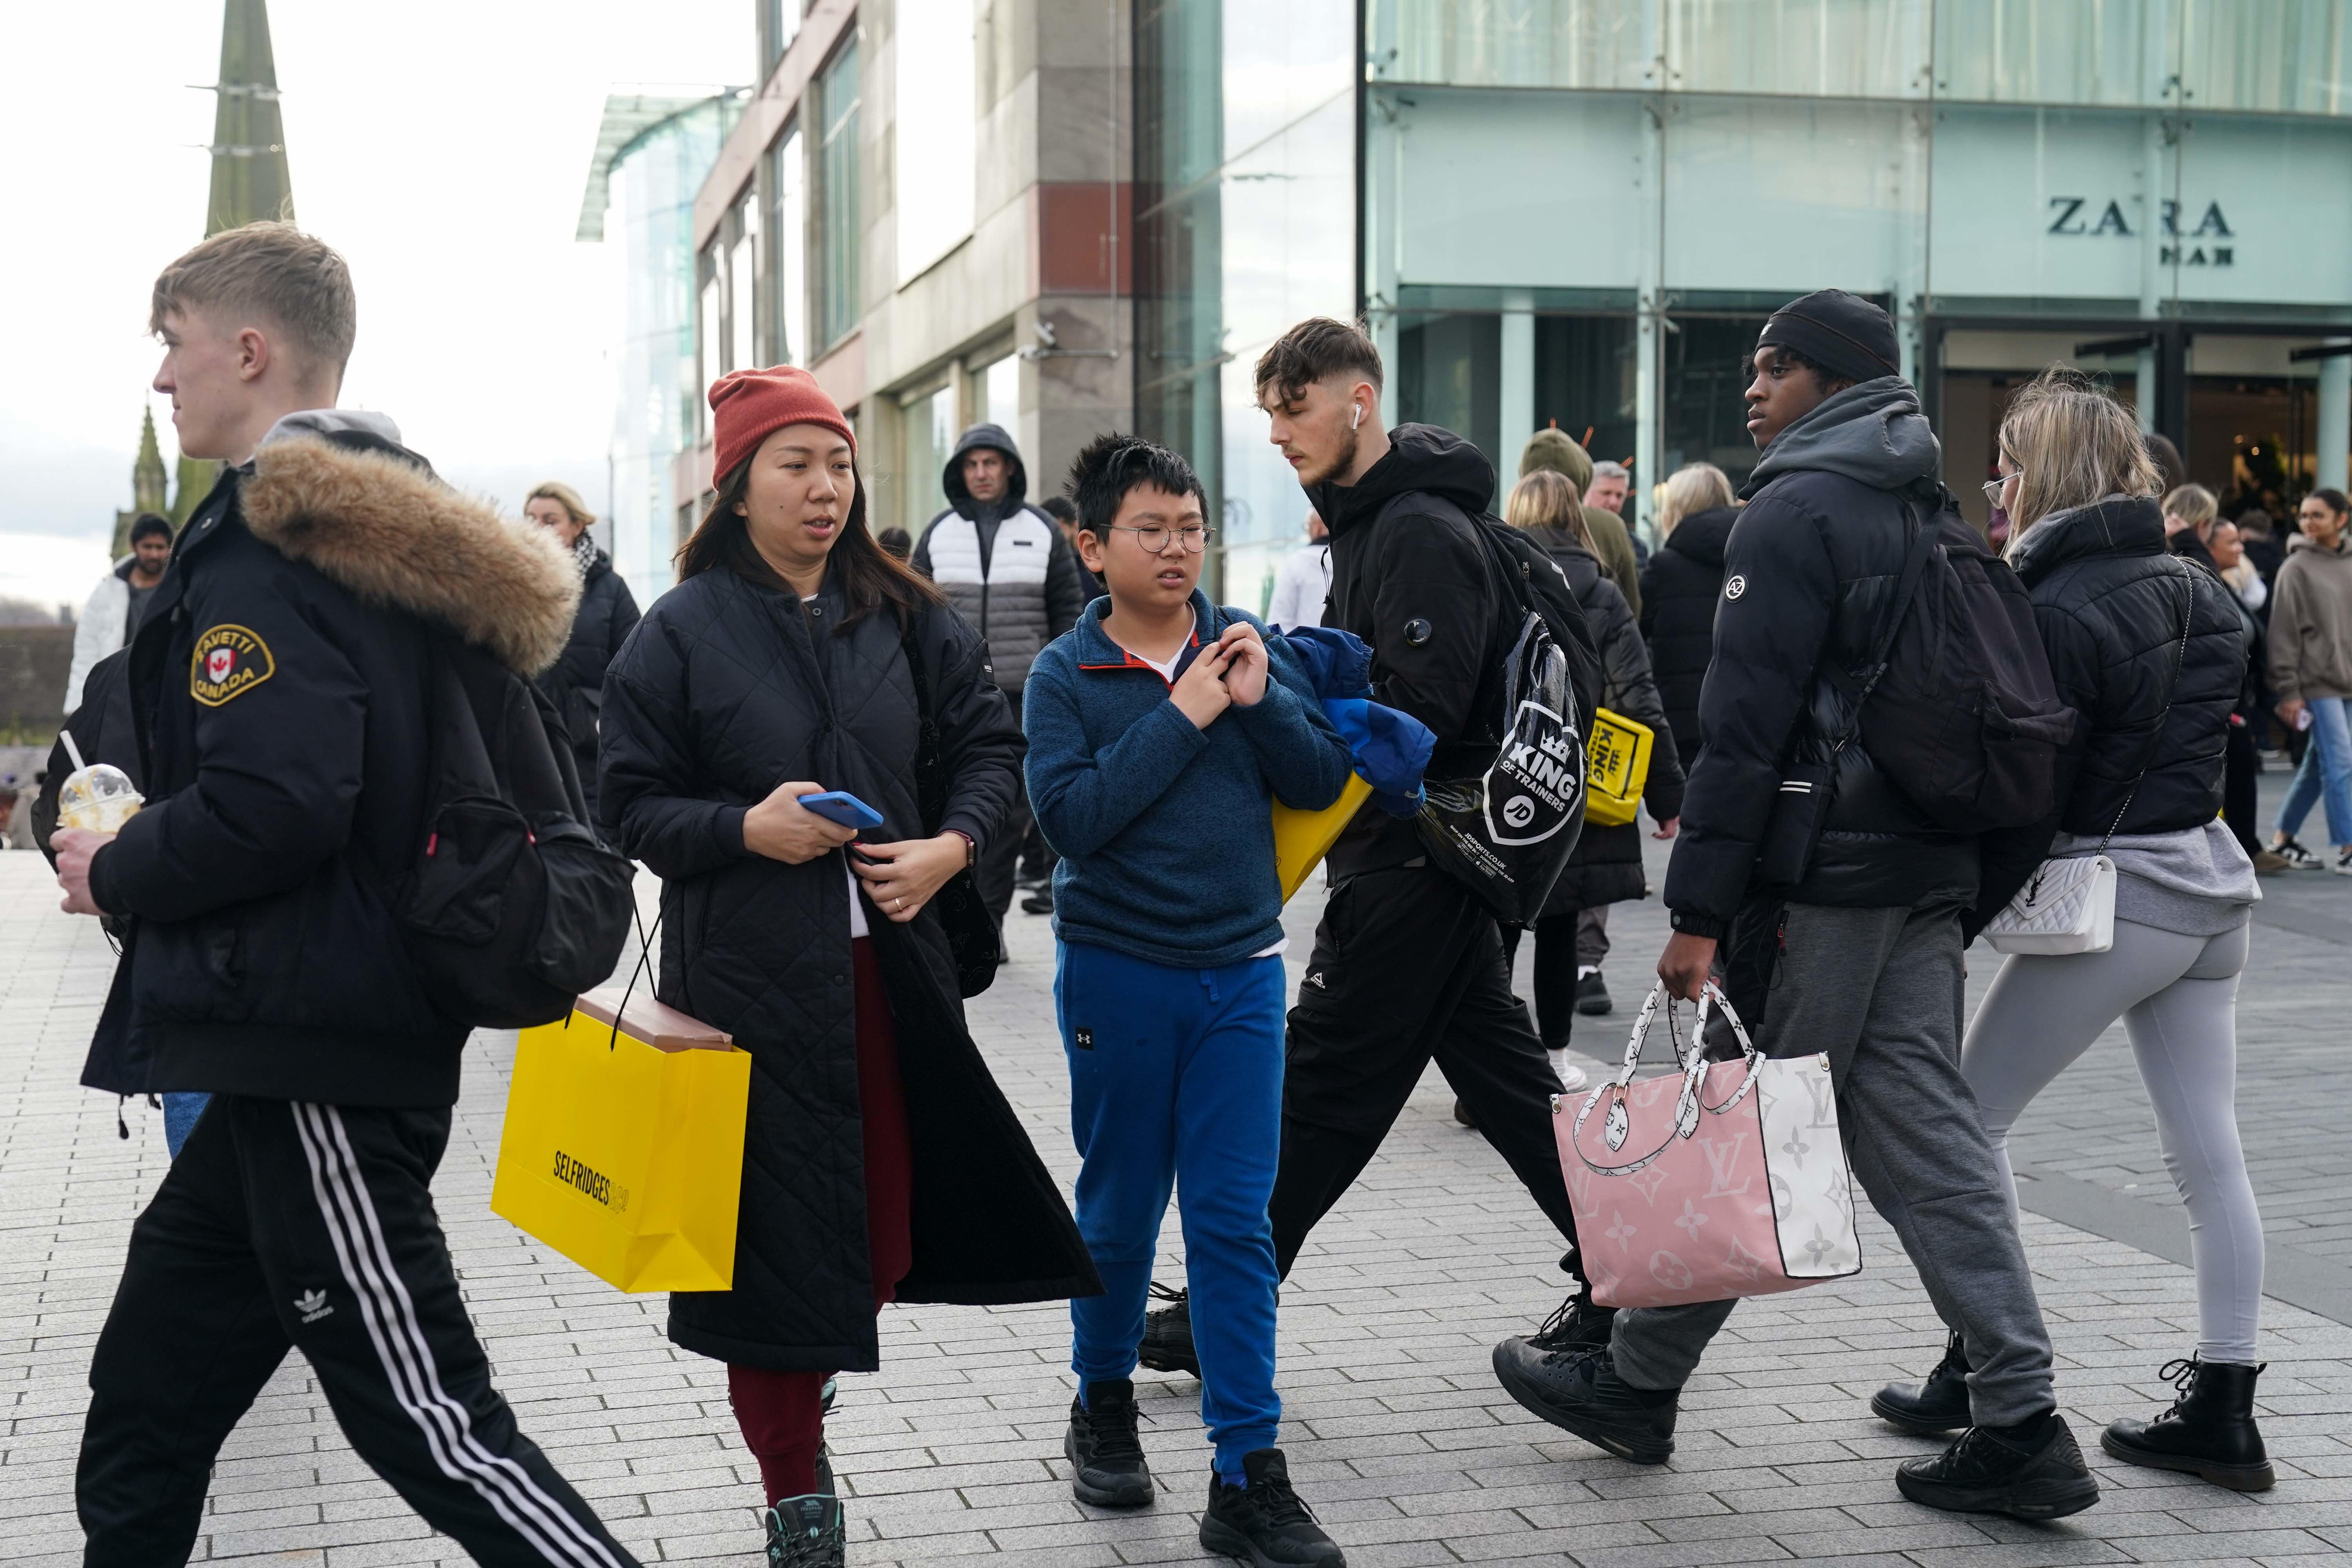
left=598, top=367, right=1098, bottom=1567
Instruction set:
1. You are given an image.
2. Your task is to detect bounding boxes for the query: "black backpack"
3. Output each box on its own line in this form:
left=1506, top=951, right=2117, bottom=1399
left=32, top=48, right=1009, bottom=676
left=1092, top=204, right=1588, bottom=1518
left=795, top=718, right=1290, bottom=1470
left=1412, top=510, right=1606, bottom=924
left=1835, top=492, right=2078, bottom=831
left=385, top=635, right=638, bottom=1028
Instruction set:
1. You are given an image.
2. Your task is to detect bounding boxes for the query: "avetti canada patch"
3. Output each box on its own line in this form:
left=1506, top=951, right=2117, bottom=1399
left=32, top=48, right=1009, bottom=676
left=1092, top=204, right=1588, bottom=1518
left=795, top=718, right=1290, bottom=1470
left=191, top=624, right=276, bottom=706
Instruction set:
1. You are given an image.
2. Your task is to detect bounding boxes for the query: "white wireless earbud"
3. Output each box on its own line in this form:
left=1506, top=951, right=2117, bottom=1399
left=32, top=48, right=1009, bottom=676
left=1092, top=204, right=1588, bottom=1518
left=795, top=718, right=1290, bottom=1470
left=1350, top=403, right=1364, bottom=430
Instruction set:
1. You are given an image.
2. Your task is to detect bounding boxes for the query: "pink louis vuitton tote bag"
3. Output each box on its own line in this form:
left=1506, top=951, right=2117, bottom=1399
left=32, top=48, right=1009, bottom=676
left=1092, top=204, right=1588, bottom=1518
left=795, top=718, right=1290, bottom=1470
left=1553, top=982, right=1862, bottom=1309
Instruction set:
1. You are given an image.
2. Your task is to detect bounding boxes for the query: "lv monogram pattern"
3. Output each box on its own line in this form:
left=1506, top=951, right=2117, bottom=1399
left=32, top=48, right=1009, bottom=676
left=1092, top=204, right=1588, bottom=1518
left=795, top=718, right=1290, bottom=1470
left=1556, top=1054, right=1861, bottom=1309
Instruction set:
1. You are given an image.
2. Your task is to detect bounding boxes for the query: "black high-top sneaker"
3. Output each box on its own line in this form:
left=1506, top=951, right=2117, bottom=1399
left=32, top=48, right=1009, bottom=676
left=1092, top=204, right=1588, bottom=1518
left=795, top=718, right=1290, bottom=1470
left=762, top=1494, right=845, bottom=1568
left=1525, top=1286, right=1617, bottom=1357
left=1198, top=1448, right=1346, bottom=1567
left=1490, top=1343, right=1679, bottom=1464
left=1065, top=1378, right=1156, bottom=1508
left=1137, top=1283, right=1199, bottom=1377
left=1871, top=1330, right=1972, bottom=1434
left=2102, top=1356, right=2274, bottom=1491
left=1895, top=1412, right=2100, bottom=1519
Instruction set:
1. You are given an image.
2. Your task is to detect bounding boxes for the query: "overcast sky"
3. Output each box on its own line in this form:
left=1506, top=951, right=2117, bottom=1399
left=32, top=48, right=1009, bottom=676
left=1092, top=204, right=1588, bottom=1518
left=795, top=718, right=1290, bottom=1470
left=1, top=0, right=747, bottom=610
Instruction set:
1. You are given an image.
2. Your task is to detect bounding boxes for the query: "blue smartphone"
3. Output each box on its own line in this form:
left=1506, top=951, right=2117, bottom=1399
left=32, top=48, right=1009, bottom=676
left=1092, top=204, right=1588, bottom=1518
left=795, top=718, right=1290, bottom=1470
left=797, top=789, right=885, bottom=832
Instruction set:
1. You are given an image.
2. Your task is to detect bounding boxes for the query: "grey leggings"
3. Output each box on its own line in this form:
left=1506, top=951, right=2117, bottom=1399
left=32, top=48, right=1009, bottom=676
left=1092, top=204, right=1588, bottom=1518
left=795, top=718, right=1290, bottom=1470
left=1963, top=918, right=2263, bottom=1364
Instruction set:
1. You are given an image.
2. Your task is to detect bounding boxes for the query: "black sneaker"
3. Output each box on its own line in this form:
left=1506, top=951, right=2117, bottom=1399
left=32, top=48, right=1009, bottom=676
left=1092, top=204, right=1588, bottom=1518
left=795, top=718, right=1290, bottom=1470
left=1895, top=1414, right=2100, bottom=1519
left=1022, top=886, right=1055, bottom=915
left=1453, top=1097, right=1477, bottom=1128
left=1526, top=1288, right=1616, bottom=1357
left=762, top=1494, right=845, bottom=1568
left=1198, top=1448, right=1345, bottom=1567
left=1138, top=1282, right=1199, bottom=1377
left=1575, top=969, right=1613, bottom=1016
left=1491, top=1342, right=1677, bottom=1464
left=2101, top=1356, right=2274, bottom=1492
left=2275, top=836, right=2322, bottom=869
left=1065, top=1378, right=1155, bottom=1508
left=1871, top=1330, right=1972, bottom=1435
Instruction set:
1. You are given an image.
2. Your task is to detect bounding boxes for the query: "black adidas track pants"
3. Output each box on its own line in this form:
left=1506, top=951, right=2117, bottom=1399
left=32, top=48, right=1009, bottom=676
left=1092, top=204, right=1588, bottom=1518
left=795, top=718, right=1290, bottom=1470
left=78, top=1096, right=639, bottom=1568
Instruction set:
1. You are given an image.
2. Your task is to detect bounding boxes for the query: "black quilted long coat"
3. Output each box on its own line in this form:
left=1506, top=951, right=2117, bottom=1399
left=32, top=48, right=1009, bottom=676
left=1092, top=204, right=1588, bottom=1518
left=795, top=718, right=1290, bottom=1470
left=599, top=561, right=1099, bottom=1373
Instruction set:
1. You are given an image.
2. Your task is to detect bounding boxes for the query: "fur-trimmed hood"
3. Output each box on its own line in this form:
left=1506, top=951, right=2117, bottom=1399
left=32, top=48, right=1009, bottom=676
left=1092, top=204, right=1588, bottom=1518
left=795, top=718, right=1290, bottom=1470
left=240, top=434, right=580, bottom=677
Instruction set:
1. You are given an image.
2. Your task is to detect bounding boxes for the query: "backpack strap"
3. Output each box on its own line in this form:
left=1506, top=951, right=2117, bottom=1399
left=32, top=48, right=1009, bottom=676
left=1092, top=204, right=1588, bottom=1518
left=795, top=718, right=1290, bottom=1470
left=1854, top=499, right=1943, bottom=704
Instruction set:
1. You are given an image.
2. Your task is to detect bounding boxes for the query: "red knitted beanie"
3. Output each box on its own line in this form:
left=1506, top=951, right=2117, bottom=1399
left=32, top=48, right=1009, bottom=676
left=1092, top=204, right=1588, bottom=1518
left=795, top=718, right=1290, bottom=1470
left=709, top=365, right=857, bottom=484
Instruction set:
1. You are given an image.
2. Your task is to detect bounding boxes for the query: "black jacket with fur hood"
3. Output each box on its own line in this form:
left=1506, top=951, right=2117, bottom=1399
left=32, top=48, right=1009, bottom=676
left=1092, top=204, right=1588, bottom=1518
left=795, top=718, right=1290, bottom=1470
left=83, top=417, right=580, bottom=1107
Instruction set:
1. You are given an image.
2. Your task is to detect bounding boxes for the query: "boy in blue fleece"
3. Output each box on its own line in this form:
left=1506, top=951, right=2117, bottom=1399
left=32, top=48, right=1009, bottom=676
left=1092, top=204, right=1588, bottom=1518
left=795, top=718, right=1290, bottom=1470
left=1025, top=435, right=1353, bottom=1566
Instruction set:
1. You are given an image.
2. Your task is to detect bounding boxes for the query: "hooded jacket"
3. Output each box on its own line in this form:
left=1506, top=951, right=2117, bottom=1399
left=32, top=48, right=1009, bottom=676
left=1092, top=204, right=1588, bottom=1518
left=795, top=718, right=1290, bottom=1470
left=911, top=423, right=1088, bottom=697
left=1639, top=504, right=1736, bottom=764
left=599, top=557, right=1099, bottom=1371
left=1664, top=378, right=1978, bottom=933
left=67, top=556, right=154, bottom=715
left=2266, top=530, right=2352, bottom=703
left=1972, top=495, right=2246, bottom=929
left=1521, top=526, right=1684, bottom=912
left=1519, top=427, right=1642, bottom=616
left=536, top=547, right=640, bottom=819
left=82, top=414, right=579, bottom=1106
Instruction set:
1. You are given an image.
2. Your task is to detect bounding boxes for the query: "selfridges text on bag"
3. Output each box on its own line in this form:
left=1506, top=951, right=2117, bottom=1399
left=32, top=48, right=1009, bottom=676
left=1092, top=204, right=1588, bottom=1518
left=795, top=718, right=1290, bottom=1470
left=1413, top=516, right=1603, bottom=924
left=1555, top=981, right=1862, bottom=1310
left=1835, top=492, right=2076, bottom=832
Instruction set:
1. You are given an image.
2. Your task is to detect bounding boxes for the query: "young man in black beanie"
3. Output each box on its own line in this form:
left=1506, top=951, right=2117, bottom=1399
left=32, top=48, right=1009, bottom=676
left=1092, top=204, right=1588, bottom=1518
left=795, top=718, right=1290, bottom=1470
left=1490, top=290, right=2099, bottom=1521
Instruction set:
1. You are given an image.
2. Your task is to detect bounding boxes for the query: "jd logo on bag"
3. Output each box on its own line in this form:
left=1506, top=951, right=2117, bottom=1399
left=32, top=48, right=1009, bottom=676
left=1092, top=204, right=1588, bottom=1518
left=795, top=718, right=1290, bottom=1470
left=492, top=984, right=750, bottom=1292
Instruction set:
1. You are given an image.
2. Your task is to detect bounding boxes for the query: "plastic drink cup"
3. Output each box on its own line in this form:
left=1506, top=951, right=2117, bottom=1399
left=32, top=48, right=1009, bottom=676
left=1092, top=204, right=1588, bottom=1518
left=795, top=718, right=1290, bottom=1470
left=55, top=730, right=144, bottom=834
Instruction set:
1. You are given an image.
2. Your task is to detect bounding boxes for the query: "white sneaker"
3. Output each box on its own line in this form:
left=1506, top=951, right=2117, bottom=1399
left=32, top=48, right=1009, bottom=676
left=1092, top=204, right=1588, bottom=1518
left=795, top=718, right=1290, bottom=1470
left=1549, top=1049, right=1589, bottom=1093
left=2332, top=849, right=2352, bottom=876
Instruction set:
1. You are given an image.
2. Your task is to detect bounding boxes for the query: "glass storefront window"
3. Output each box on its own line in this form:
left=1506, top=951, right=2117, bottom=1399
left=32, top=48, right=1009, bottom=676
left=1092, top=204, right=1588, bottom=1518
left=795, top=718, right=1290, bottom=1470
left=980, top=354, right=1020, bottom=433
left=1668, top=0, right=1927, bottom=97
left=697, top=245, right=720, bottom=433
left=818, top=37, right=862, bottom=350
left=769, top=125, right=806, bottom=366
left=1534, top=316, right=1638, bottom=475
left=1661, top=315, right=1771, bottom=491
left=2181, top=0, right=2352, bottom=114
left=760, top=0, right=801, bottom=77
left=1398, top=313, right=1502, bottom=484
left=730, top=192, right=759, bottom=376
left=1382, top=0, right=1647, bottom=91
left=902, top=383, right=956, bottom=530
left=1934, top=0, right=2152, bottom=107
left=896, top=0, right=976, bottom=281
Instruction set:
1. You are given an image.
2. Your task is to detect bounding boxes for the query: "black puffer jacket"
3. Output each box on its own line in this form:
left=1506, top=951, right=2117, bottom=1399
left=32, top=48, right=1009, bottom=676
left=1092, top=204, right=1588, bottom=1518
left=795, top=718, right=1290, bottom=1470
left=599, top=566, right=1098, bottom=1372
left=1524, top=527, right=1684, bottom=912
left=1666, top=381, right=1979, bottom=932
left=1639, top=505, right=1735, bottom=764
left=1973, top=497, right=2245, bottom=928
left=537, top=550, right=639, bottom=819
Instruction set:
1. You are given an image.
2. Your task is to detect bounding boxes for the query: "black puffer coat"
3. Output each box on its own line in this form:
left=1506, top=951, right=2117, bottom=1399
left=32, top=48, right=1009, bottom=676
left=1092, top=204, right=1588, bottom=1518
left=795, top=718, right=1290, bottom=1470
left=1973, top=497, right=2245, bottom=928
left=599, top=564, right=1098, bottom=1373
left=1638, top=505, right=1735, bottom=764
left=537, top=550, right=639, bottom=819
left=1523, top=527, right=1684, bottom=912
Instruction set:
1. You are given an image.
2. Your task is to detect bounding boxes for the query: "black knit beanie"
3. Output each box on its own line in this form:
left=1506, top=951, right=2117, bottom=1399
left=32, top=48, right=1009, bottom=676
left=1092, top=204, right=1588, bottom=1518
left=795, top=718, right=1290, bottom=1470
left=1756, top=290, right=1901, bottom=387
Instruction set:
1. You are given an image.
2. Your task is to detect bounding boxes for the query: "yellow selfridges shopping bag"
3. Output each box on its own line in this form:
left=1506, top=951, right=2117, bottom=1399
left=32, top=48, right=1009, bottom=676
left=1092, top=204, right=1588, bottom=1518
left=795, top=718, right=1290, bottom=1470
left=1584, top=708, right=1654, bottom=827
left=491, top=984, right=751, bottom=1293
left=1271, top=772, right=1374, bottom=902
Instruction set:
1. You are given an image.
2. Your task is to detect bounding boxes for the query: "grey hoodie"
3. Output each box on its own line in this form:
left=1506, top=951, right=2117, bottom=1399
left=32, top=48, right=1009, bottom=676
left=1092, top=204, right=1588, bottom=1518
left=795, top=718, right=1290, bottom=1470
left=2269, top=529, right=2352, bottom=702
left=1741, top=376, right=1940, bottom=497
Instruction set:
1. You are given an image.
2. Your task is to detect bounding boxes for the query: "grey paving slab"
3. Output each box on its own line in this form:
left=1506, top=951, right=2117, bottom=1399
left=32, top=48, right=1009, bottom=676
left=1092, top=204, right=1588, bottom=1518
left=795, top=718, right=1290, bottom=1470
left=3, top=791, right=2350, bottom=1566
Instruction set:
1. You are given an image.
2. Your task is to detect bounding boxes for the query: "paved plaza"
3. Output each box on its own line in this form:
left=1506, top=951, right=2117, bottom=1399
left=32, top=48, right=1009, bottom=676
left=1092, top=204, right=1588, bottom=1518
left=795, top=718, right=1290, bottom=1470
left=4, top=803, right=2350, bottom=1568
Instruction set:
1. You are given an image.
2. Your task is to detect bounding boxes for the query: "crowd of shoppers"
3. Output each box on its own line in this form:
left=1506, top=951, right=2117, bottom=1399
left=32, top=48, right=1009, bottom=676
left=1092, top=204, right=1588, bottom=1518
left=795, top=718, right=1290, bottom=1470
left=54, top=217, right=2316, bottom=1568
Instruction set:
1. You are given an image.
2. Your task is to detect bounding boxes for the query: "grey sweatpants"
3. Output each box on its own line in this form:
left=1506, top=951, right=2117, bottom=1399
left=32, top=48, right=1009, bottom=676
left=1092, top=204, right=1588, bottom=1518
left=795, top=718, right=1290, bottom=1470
left=1964, top=918, right=2262, bottom=1364
left=1610, top=901, right=2058, bottom=1426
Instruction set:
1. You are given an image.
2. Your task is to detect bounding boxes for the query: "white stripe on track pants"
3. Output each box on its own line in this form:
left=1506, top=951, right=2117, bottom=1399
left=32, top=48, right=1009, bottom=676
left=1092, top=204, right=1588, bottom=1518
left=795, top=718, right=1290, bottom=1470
left=77, top=1096, right=640, bottom=1568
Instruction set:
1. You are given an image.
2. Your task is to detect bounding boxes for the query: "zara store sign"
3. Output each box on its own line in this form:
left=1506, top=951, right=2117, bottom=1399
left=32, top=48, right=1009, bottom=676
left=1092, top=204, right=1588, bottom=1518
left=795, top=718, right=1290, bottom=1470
left=2045, top=197, right=2236, bottom=267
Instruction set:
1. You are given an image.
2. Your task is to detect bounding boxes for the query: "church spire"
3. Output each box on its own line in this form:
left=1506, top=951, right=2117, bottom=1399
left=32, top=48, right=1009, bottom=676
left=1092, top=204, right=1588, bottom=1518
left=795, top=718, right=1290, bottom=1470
left=114, top=408, right=172, bottom=557
left=203, top=0, right=292, bottom=236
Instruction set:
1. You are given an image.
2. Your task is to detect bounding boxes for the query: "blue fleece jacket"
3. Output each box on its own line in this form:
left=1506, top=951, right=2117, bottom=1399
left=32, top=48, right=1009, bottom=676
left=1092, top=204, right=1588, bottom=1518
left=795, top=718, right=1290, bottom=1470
left=1024, top=591, right=1356, bottom=968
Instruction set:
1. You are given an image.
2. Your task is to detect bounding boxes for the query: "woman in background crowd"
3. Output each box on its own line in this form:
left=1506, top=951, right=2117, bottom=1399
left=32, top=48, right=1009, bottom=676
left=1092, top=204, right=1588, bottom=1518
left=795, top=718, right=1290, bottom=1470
left=1880, top=369, right=2270, bottom=1493
left=1636, top=462, right=1737, bottom=769
left=524, top=481, right=641, bottom=819
left=2266, top=487, right=2352, bottom=871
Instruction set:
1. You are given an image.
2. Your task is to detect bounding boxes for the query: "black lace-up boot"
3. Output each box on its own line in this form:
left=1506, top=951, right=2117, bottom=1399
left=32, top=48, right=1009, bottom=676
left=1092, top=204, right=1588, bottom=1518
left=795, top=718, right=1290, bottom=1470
left=1065, top=1378, right=1156, bottom=1507
left=2102, top=1356, right=2273, bottom=1491
left=1525, top=1287, right=1616, bottom=1357
left=1137, top=1282, right=1199, bottom=1377
left=1871, top=1330, right=1972, bottom=1434
left=762, top=1494, right=845, bottom=1568
left=1896, top=1412, right=2100, bottom=1519
left=1490, top=1343, right=1679, bottom=1464
left=1199, top=1448, right=1346, bottom=1566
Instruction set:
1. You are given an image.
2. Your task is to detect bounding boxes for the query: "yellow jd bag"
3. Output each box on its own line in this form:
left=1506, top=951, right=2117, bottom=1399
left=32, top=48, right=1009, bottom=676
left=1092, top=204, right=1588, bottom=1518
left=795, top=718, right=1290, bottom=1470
left=1584, top=708, right=1654, bottom=827
left=1272, top=772, right=1374, bottom=903
left=491, top=983, right=751, bottom=1292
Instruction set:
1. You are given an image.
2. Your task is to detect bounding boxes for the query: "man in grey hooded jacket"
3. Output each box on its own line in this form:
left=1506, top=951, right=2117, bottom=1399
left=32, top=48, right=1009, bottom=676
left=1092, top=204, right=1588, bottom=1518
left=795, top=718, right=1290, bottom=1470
left=913, top=423, right=1089, bottom=933
left=1489, top=292, right=2098, bottom=1523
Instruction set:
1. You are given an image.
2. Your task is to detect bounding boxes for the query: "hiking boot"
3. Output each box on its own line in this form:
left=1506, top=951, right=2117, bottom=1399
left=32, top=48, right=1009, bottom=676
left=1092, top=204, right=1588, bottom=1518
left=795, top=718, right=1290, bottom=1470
left=762, top=1495, right=845, bottom=1568
left=1491, top=1342, right=1677, bottom=1464
left=2102, top=1356, right=2274, bottom=1491
left=2274, top=837, right=2321, bottom=869
left=1022, top=886, right=1054, bottom=915
left=1198, top=1448, right=1345, bottom=1567
left=1065, top=1378, right=1155, bottom=1508
left=1575, top=969, right=1613, bottom=1016
left=1526, top=1288, right=1617, bottom=1357
left=1895, top=1413, right=2100, bottom=1519
left=1138, top=1283, right=1199, bottom=1377
left=1871, top=1330, right=1972, bottom=1435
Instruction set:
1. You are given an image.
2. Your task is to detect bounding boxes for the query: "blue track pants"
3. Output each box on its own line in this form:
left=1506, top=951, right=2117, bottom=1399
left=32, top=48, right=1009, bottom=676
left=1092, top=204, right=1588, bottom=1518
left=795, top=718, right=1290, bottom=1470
left=1057, top=941, right=1285, bottom=1475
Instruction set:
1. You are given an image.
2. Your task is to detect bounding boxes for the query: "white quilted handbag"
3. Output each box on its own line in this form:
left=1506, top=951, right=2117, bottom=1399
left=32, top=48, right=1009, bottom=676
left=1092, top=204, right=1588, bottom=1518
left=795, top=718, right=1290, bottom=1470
left=1984, top=560, right=2193, bottom=957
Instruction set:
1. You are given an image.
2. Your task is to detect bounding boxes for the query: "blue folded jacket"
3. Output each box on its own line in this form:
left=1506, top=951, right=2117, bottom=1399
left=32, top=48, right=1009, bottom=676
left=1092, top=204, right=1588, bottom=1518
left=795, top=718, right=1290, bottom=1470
left=1276, top=626, right=1433, bottom=818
